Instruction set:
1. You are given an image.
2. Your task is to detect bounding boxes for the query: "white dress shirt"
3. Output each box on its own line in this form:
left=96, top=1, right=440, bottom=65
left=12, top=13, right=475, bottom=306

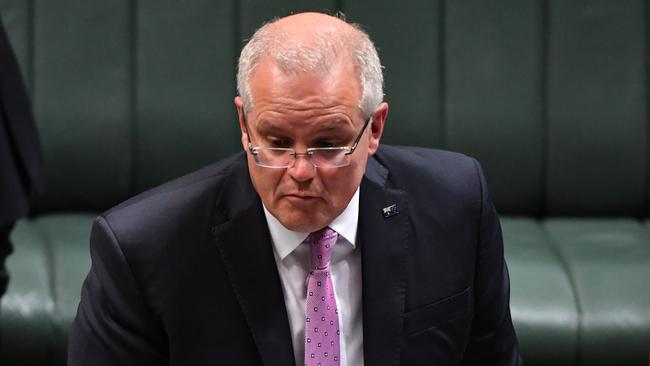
left=263, top=188, right=364, bottom=366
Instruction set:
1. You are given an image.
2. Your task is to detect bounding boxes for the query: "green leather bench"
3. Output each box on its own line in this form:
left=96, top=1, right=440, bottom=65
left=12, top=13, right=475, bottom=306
left=1, top=1, right=649, bottom=365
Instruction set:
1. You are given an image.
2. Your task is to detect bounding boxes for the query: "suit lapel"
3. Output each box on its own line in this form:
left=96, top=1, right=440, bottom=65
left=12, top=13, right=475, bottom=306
left=209, top=154, right=411, bottom=366
left=360, top=158, right=411, bottom=366
left=211, top=158, right=294, bottom=366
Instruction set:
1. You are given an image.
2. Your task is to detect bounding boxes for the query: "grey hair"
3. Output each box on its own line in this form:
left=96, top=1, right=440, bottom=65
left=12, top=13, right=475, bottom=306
left=236, top=15, right=384, bottom=117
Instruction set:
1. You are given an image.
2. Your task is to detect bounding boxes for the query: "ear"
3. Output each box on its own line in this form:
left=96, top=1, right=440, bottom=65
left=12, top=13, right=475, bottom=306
left=367, top=101, right=388, bottom=156
left=234, top=96, right=249, bottom=151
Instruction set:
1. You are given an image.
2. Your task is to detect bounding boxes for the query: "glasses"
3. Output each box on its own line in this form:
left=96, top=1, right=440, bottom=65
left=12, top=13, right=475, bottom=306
left=245, top=116, right=372, bottom=169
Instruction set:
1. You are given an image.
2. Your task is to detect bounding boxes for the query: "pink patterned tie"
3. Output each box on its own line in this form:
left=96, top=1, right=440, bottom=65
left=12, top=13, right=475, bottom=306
left=304, top=227, right=340, bottom=366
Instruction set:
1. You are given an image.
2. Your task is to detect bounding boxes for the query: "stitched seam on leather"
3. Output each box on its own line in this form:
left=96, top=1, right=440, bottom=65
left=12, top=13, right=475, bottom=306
left=31, top=219, right=59, bottom=358
left=540, top=0, right=550, bottom=218
left=127, top=0, right=138, bottom=197
left=645, top=0, right=650, bottom=217
left=438, top=0, right=447, bottom=150
left=541, top=221, right=582, bottom=365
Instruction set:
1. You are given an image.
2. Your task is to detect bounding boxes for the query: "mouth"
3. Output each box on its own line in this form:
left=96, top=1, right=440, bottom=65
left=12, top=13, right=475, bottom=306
left=283, top=194, right=323, bottom=205
left=285, top=193, right=320, bottom=199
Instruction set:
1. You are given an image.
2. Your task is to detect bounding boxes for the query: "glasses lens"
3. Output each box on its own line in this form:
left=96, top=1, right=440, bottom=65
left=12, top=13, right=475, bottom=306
left=252, top=147, right=352, bottom=168
left=254, top=148, right=293, bottom=168
left=311, top=148, right=350, bottom=168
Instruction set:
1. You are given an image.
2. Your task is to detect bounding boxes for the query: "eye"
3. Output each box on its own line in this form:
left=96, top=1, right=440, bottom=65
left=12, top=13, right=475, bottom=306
left=267, top=136, right=292, bottom=148
left=313, top=140, right=340, bottom=148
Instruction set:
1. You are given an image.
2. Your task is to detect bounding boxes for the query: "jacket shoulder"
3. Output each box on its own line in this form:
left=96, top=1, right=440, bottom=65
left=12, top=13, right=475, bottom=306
left=374, top=145, right=481, bottom=189
left=107, top=153, right=243, bottom=212
left=371, top=145, right=487, bottom=221
left=101, top=152, right=250, bottom=241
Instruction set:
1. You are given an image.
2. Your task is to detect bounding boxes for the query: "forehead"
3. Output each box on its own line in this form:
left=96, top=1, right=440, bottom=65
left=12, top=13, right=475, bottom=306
left=247, top=56, right=362, bottom=118
left=256, top=117, right=353, bottom=135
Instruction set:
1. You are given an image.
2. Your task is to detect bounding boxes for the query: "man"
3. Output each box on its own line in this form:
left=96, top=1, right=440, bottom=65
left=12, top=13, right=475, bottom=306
left=0, top=20, right=43, bottom=301
left=69, top=12, right=521, bottom=365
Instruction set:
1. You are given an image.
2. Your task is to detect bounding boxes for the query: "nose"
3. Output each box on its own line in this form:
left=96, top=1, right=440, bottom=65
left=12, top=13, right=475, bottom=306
left=287, top=154, right=316, bottom=182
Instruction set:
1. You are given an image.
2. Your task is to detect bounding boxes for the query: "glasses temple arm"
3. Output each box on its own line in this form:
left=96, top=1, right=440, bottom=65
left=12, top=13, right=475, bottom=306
left=242, top=115, right=255, bottom=151
left=349, top=116, right=373, bottom=152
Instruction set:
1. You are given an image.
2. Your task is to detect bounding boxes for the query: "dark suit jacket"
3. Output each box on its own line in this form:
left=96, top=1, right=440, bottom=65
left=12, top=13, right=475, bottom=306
left=0, top=20, right=42, bottom=226
left=68, top=145, right=521, bottom=366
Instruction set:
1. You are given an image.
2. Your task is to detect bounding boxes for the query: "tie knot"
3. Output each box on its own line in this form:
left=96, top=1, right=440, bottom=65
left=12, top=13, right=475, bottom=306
left=305, top=227, right=337, bottom=270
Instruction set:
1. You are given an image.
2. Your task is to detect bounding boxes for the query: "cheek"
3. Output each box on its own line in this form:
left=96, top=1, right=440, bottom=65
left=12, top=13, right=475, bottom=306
left=321, top=161, right=366, bottom=203
left=248, top=162, right=284, bottom=201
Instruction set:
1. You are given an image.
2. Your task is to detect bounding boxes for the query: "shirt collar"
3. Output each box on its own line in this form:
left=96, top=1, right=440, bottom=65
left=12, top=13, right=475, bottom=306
left=263, top=187, right=360, bottom=261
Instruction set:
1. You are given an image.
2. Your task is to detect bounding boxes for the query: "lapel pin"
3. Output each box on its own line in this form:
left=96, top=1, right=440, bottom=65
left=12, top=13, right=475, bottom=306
left=382, top=204, right=399, bottom=218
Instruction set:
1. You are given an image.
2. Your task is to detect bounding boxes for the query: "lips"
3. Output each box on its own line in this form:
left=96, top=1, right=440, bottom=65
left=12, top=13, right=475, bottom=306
left=284, top=193, right=323, bottom=206
left=285, top=194, right=320, bottom=200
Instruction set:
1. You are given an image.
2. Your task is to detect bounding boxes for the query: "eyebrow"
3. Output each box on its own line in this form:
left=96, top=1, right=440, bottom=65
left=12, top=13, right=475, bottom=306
left=315, top=120, right=355, bottom=134
left=255, top=121, right=286, bottom=135
left=255, top=119, right=354, bottom=135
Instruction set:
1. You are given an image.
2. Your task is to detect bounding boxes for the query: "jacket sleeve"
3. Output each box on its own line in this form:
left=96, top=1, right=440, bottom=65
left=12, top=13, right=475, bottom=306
left=67, top=216, right=167, bottom=365
left=460, top=160, right=522, bottom=366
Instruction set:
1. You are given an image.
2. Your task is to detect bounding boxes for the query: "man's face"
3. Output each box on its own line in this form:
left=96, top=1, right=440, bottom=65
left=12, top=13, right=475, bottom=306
left=235, top=56, right=387, bottom=232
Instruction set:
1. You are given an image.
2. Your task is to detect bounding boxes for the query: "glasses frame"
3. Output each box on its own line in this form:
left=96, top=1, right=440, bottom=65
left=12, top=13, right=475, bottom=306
left=244, top=115, right=373, bottom=169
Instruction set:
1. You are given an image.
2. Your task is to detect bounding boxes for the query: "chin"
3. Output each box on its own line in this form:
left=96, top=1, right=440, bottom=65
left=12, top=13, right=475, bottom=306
left=277, top=212, right=329, bottom=233
left=268, top=199, right=331, bottom=232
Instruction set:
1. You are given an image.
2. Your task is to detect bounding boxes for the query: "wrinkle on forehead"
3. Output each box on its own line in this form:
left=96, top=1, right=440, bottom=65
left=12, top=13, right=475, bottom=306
left=256, top=117, right=355, bottom=133
left=247, top=56, right=362, bottom=122
left=251, top=95, right=355, bottom=115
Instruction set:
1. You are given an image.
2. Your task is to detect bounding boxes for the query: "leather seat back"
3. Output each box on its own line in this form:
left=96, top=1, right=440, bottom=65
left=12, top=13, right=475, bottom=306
left=1, top=0, right=647, bottom=217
